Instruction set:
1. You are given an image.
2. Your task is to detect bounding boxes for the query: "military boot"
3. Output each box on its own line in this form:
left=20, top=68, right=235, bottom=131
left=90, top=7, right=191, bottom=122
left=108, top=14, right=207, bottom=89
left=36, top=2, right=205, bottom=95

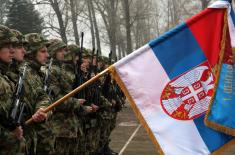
left=103, top=143, right=118, bottom=155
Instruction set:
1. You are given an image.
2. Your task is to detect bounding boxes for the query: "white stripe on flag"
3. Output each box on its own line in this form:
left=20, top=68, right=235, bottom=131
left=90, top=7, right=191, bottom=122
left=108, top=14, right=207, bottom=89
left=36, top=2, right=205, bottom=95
left=113, top=45, right=210, bottom=155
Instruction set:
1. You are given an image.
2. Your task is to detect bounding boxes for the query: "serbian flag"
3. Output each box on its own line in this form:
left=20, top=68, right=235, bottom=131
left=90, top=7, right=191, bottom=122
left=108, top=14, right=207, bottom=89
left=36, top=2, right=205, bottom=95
left=205, top=0, right=235, bottom=136
left=109, top=1, right=235, bottom=155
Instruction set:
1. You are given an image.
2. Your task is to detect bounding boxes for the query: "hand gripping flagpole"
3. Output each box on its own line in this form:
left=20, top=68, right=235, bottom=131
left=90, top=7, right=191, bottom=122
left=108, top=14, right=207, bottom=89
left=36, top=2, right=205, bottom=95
left=25, top=67, right=110, bottom=125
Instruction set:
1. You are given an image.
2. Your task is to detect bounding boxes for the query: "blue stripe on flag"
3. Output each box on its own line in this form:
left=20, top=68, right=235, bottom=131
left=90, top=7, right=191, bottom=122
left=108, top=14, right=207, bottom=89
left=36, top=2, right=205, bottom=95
left=194, top=115, right=233, bottom=152
left=230, top=8, right=235, bottom=25
left=149, top=23, right=206, bottom=79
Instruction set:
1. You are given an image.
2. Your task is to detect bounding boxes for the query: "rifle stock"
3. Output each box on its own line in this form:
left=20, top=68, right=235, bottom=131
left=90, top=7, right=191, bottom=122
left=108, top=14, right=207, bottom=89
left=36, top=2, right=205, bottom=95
left=10, top=63, right=27, bottom=126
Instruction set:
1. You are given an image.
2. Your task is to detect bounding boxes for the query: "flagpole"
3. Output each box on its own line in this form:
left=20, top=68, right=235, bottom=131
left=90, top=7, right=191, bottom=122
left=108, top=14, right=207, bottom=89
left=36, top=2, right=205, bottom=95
left=25, top=67, right=110, bottom=125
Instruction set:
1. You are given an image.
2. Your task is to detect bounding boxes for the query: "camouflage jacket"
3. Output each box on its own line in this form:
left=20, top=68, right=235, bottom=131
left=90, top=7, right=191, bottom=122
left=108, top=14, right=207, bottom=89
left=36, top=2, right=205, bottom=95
left=0, top=61, right=23, bottom=153
left=18, top=60, right=52, bottom=144
left=0, top=61, right=15, bottom=130
left=22, top=60, right=50, bottom=118
left=49, top=60, right=81, bottom=138
left=7, top=60, right=50, bottom=119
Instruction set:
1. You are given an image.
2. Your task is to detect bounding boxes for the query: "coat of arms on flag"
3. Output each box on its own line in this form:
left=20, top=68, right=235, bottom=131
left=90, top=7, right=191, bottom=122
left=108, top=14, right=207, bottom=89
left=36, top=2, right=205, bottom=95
left=161, top=61, right=215, bottom=120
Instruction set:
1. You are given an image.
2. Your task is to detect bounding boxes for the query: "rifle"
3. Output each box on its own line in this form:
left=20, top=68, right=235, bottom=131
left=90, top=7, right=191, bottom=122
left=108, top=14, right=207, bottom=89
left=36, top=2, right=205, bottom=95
left=75, top=32, right=84, bottom=76
left=75, top=32, right=86, bottom=99
left=43, top=57, right=53, bottom=97
left=102, top=50, right=113, bottom=98
left=88, top=48, right=95, bottom=79
left=93, top=50, right=100, bottom=104
left=108, top=50, right=113, bottom=65
left=95, top=49, right=99, bottom=74
left=10, top=63, right=27, bottom=125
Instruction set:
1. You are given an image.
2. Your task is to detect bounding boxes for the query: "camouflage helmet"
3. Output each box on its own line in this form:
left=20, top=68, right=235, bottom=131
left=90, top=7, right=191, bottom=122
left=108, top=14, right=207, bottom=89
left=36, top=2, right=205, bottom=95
left=65, top=44, right=79, bottom=61
left=0, top=25, right=18, bottom=47
left=47, top=39, right=66, bottom=56
left=100, top=56, right=109, bottom=64
left=82, top=48, right=92, bottom=58
left=11, top=29, right=28, bottom=45
left=67, top=44, right=79, bottom=53
left=25, top=33, right=47, bottom=53
left=65, top=45, right=91, bottom=61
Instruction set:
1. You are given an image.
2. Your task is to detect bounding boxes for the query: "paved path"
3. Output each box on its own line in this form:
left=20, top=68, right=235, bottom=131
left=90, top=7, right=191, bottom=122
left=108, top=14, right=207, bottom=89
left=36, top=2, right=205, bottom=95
left=110, top=104, right=235, bottom=155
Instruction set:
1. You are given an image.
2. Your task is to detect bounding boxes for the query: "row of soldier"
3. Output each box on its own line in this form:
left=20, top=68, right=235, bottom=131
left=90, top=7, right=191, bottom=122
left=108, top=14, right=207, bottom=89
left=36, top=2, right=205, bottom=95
left=0, top=25, right=125, bottom=155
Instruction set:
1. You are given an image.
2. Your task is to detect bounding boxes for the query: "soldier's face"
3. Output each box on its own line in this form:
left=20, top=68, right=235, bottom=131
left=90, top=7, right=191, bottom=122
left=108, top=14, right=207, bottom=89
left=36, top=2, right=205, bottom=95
left=98, top=61, right=103, bottom=69
left=80, top=63, right=87, bottom=72
left=0, top=44, right=14, bottom=64
left=13, top=45, right=26, bottom=62
left=82, top=58, right=90, bottom=68
left=56, top=48, right=65, bottom=61
left=92, top=57, right=97, bottom=65
left=36, top=47, right=49, bottom=65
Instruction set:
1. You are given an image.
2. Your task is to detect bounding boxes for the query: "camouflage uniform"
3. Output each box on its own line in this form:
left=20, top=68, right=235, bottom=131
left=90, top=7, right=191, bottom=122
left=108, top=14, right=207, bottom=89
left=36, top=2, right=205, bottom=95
left=99, top=57, right=123, bottom=155
left=65, top=44, right=89, bottom=155
left=23, top=33, right=54, bottom=155
left=0, top=25, right=25, bottom=155
left=47, top=40, right=82, bottom=155
left=81, top=53, right=112, bottom=155
left=0, top=62, right=25, bottom=155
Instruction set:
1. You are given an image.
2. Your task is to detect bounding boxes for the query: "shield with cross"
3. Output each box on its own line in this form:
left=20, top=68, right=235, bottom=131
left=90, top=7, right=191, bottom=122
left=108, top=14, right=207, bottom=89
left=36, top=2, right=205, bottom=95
left=160, top=61, right=214, bottom=120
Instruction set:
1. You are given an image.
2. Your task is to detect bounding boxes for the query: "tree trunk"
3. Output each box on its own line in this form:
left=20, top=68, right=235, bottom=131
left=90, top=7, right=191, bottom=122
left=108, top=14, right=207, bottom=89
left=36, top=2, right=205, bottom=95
left=108, top=0, right=117, bottom=58
left=90, top=0, right=101, bottom=52
left=69, top=0, right=79, bottom=45
left=87, top=0, right=95, bottom=49
left=122, top=0, right=132, bottom=54
left=201, top=0, right=211, bottom=10
left=49, top=0, right=68, bottom=43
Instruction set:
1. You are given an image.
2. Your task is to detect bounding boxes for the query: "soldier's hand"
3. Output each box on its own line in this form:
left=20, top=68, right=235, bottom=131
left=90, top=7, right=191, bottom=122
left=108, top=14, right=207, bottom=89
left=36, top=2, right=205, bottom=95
left=111, top=99, right=117, bottom=106
left=32, top=108, right=47, bottom=122
left=78, top=99, right=86, bottom=105
left=91, top=103, right=99, bottom=112
left=91, top=72, right=95, bottom=77
left=84, top=106, right=93, bottom=113
left=13, top=126, right=23, bottom=140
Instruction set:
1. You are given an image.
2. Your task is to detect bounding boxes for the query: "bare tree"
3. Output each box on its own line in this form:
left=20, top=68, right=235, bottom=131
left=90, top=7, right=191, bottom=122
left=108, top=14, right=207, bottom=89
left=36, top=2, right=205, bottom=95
left=31, top=0, right=203, bottom=57
left=87, top=0, right=96, bottom=49
left=90, top=0, right=101, bottom=52
left=0, top=0, right=9, bottom=24
left=48, top=0, right=68, bottom=43
left=200, top=0, right=211, bottom=10
left=121, top=0, right=132, bottom=54
left=94, top=0, right=118, bottom=58
left=69, top=0, right=79, bottom=45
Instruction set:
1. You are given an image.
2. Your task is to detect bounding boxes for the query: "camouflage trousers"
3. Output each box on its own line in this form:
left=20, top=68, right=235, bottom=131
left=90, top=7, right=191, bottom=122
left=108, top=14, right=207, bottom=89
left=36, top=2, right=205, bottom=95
left=77, top=121, right=85, bottom=155
left=99, top=118, right=112, bottom=150
left=82, top=118, right=101, bottom=155
left=25, top=132, right=37, bottom=155
left=54, top=137, right=78, bottom=155
left=110, top=113, right=118, bottom=132
left=0, top=128, right=25, bottom=155
left=35, top=122, right=55, bottom=155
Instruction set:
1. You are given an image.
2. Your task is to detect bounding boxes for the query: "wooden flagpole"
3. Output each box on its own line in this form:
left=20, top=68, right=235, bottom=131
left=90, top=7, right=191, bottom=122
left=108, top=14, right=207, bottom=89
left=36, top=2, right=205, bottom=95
left=25, top=67, right=110, bottom=125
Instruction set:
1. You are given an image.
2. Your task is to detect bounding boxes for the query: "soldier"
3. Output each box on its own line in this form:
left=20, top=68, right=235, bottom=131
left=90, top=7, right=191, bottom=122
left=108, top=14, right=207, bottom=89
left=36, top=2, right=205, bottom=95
left=6, top=30, right=51, bottom=155
left=47, top=40, right=85, bottom=155
left=0, top=25, right=24, bottom=155
left=83, top=50, right=117, bottom=155
left=23, top=33, right=54, bottom=155
left=99, top=56, right=123, bottom=155
left=65, top=44, right=94, bottom=155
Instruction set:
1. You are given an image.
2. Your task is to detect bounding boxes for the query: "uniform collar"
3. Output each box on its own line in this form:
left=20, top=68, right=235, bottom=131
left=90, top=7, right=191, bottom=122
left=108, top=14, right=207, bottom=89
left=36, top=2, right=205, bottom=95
left=28, top=59, right=42, bottom=71
left=0, top=60, right=10, bottom=75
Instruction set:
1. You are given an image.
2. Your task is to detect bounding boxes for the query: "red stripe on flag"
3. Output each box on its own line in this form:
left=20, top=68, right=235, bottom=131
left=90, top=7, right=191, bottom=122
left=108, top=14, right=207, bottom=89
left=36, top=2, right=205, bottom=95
left=186, top=8, right=226, bottom=66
